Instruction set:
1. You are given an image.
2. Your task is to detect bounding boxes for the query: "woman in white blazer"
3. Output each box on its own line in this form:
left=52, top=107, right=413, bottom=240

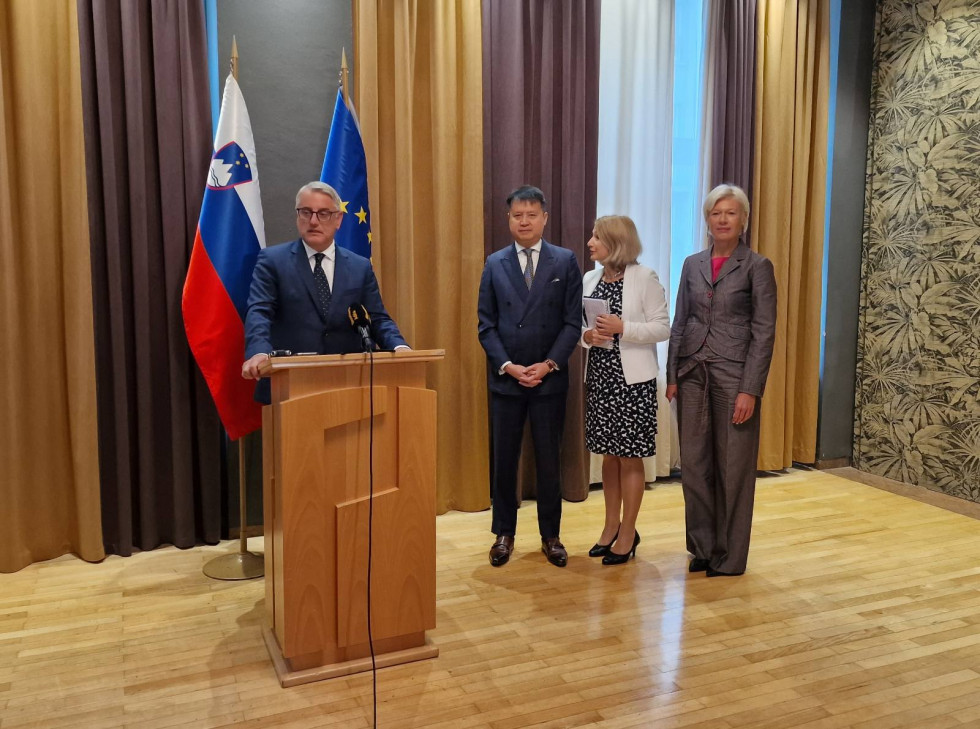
left=581, top=215, right=670, bottom=564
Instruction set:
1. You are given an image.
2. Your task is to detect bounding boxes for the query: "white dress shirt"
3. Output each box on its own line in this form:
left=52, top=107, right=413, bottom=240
left=302, top=239, right=335, bottom=289
left=516, top=240, right=542, bottom=275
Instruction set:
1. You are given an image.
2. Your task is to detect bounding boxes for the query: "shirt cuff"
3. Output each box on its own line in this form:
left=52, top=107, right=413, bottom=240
left=498, top=360, right=512, bottom=375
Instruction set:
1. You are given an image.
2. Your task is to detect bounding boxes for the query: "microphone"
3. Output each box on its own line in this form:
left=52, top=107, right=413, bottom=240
left=347, top=304, right=374, bottom=352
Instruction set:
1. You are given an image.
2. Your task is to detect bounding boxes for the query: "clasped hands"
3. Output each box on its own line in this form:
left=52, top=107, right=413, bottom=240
left=504, top=361, right=552, bottom=388
left=584, top=313, right=623, bottom=346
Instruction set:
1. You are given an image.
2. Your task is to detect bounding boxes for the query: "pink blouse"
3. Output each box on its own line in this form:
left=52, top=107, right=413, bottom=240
left=711, top=256, right=729, bottom=281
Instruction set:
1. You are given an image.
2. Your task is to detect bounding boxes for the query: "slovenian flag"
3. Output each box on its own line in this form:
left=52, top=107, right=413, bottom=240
left=320, top=90, right=372, bottom=259
left=182, top=74, right=266, bottom=440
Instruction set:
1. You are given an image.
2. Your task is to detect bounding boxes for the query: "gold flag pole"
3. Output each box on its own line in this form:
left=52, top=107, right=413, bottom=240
left=341, top=47, right=349, bottom=105
left=204, top=36, right=264, bottom=581
left=230, top=35, right=239, bottom=80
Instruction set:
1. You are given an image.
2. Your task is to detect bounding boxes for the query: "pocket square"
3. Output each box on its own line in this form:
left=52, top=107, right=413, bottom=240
left=551, top=277, right=561, bottom=282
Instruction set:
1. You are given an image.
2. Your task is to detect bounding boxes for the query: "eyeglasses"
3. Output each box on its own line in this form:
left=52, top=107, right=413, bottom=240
left=296, top=207, right=342, bottom=222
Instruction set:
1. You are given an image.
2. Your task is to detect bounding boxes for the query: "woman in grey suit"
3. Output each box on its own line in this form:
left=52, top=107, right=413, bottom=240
left=665, top=184, right=776, bottom=577
left=581, top=216, right=670, bottom=565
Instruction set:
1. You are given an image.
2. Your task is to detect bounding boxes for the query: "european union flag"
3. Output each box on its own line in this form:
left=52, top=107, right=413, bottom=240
left=320, top=90, right=372, bottom=259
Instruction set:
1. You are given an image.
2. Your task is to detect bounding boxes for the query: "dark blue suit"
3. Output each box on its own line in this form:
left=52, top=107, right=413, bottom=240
left=245, top=239, right=407, bottom=403
left=477, top=241, right=582, bottom=538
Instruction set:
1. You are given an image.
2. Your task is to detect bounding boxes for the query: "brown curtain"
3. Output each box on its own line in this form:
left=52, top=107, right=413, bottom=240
left=708, top=0, right=757, bottom=198
left=750, top=0, right=829, bottom=468
left=482, top=0, right=600, bottom=502
left=353, top=0, right=490, bottom=513
left=77, top=0, right=227, bottom=555
left=0, top=1, right=105, bottom=573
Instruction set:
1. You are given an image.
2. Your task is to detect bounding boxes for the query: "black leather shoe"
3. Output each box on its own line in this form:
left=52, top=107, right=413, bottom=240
left=489, top=535, right=514, bottom=566
left=602, top=532, right=640, bottom=565
left=541, top=537, right=568, bottom=567
left=706, top=567, right=743, bottom=577
left=589, top=529, right=619, bottom=558
left=689, top=558, right=710, bottom=573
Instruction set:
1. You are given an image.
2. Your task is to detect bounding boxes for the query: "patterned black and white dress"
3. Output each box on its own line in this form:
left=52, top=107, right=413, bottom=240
left=585, top=279, right=657, bottom=458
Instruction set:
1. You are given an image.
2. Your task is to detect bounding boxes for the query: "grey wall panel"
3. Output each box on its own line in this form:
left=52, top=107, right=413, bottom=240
left=215, top=1, right=352, bottom=529
left=217, top=0, right=352, bottom=248
left=817, top=0, right=875, bottom=463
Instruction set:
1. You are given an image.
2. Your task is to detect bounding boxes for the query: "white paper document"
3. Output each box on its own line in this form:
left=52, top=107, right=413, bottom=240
left=583, top=297, right=613, bottom=349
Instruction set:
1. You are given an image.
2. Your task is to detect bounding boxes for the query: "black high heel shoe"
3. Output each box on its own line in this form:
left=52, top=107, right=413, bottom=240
left=602, top=531, right=640, bottom=565
left=589, top=529, right=619, bottom=558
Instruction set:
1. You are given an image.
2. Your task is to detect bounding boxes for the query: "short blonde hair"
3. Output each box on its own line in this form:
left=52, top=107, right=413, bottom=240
left=593, top=215, right=642, bottom=271
left=703, top=184, right=750, bottom=234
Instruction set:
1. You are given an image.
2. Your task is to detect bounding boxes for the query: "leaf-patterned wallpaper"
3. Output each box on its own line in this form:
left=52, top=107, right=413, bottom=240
left=854, top=0, right=980, bottom=500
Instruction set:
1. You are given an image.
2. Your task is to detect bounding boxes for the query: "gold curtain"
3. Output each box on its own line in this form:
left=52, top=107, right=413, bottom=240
left=354, top=1, right=489, bottom=512
left=750, top=0, right=829, bottom=470
left=0, top=1, right=104, bottom=571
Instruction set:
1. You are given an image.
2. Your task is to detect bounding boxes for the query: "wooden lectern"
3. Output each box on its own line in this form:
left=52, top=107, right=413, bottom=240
left=257, top=349, right=444, bottom=687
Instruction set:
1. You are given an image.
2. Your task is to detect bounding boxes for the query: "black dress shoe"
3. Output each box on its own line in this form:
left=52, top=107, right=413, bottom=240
left=489, top=535, right=514, bottom=566
left=689, top=558, right=710, bottom=573
left=589, top=529, right=619, bottom=558
left=706, top=567, right=743, bottom=577
left=541, top=537, right=568, bottom=567
left=602, top=531, right=640, bottom=565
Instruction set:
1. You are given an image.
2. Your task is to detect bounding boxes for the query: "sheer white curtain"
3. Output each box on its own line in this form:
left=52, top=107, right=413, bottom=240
left=593, top=0, right=677, bottom=481
left=692, top=2, right=718, bottom=259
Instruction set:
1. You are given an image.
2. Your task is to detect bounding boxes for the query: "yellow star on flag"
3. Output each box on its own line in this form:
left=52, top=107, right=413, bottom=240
left=367, top=232, right=373, bottom=243
left=355, top=207, right=368, bottom=224
left=339, top=199, right=349, bottom=213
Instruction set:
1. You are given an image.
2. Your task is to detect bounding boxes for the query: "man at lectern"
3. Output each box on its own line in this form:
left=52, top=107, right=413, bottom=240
left=477, top=185, right=583, bottom=568
left=241, top=181, right=408, bottom=402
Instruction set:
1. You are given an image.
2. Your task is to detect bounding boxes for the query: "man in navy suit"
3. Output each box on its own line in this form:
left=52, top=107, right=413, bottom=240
left=241, top=181, right=408, bottom=400
left=477, top=186, right=583, bottom=567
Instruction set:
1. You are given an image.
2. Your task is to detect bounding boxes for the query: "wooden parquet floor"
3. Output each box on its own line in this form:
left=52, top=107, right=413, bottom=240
left=4, top=470, right=980, bottom=728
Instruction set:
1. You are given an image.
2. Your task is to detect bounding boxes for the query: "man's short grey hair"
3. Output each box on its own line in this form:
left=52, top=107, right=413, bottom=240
left=703, top=183, right=751, bottom=234
left=296, top=181, right=341, bottom=208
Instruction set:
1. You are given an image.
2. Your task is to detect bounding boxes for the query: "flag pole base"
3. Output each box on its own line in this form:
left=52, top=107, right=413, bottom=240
left=203, top=550, right=264, bottom=580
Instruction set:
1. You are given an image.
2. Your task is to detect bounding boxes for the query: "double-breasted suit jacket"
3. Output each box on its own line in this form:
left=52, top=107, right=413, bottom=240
left=477, top=241, right=583, bottom=396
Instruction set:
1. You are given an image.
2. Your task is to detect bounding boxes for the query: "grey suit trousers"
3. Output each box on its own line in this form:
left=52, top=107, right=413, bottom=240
left=677, top=355, right=761, bottom=575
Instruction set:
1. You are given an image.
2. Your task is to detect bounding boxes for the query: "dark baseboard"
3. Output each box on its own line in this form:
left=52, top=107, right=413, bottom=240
left=815, top=457, right=851, bottom=469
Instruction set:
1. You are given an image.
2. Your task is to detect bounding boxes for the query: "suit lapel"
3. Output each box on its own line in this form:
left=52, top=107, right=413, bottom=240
left=331, top=246, right=357, bottom=324
left=504, top=245, right=530, bottom=303
left=698, top=249, right=713, bottom=286
left=529, top=244, right=555, bottom=295
left=292, top=239, right=329, bottom=323
left=713, top=242, right=746, bottom=285
left=522, top=242, right=557, bottom=318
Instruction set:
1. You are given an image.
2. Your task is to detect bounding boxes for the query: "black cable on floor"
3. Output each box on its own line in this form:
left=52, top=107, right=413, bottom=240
left=366, top=347, right=377, bottom=728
